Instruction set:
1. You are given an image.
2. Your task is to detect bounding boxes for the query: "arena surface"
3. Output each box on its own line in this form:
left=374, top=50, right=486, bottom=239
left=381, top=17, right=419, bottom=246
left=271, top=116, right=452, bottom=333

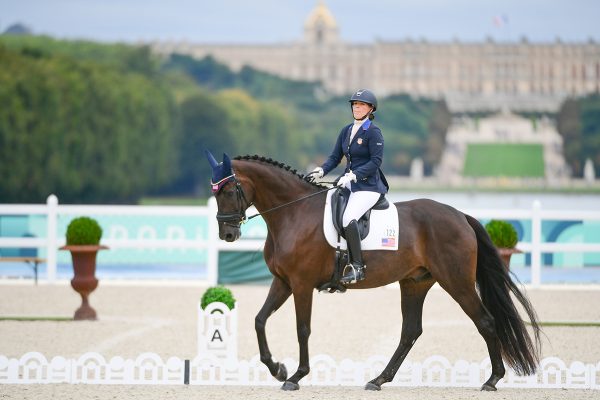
left=0, top=281, right=598, bottom=399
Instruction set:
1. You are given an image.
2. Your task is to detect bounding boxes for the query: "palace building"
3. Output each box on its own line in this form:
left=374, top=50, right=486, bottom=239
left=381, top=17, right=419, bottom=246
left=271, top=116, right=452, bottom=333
left=152, top=2, right=600, bottom=112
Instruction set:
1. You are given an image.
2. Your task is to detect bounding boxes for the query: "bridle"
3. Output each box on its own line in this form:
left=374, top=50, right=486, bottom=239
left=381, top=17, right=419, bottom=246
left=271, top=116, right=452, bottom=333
left=212, top=173, right=253, bottom=228
left=213, top=171, right=335, bottom=227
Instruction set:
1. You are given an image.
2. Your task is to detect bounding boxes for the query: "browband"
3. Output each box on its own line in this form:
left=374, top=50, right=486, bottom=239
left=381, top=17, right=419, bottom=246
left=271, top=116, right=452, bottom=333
left=211, top=174, right=235, bottom=193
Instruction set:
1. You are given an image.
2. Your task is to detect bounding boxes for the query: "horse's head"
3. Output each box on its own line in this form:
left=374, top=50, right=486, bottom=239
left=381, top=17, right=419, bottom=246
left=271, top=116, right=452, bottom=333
left=205, top=150, right=253, bottom=242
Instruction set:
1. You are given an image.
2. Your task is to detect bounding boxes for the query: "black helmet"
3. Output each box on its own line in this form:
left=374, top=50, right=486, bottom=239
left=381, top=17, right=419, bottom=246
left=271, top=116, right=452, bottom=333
left=349, top=89, right=377, bottom=111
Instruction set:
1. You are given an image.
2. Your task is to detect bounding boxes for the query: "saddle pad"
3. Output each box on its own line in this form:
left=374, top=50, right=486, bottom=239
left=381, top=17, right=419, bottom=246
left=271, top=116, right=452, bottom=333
left=323, top=191, right=399, bottom=251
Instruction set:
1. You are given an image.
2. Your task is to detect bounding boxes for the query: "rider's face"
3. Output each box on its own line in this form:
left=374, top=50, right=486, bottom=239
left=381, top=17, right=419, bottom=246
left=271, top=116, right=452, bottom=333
left=351, top=101, right=373, bottom=119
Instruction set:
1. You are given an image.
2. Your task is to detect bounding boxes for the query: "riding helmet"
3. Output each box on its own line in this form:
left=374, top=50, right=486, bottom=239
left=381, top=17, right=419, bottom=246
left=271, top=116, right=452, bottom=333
left=348, top=89, right=377, bottom=111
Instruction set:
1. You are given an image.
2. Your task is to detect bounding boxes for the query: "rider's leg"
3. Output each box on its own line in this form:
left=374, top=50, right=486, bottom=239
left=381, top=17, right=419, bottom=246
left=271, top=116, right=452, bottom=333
left=340, top=219, right=365, bottom=284
left=340, top=191, right=380, bottom=284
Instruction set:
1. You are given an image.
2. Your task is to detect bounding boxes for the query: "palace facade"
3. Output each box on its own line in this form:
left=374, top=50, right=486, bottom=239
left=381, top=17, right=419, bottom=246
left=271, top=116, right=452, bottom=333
left=152, top=2, right=600, bottom=112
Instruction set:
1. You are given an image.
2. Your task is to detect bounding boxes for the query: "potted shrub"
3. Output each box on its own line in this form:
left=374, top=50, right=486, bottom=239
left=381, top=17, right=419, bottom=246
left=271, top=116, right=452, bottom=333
left=198, top=286, right=237, bottom=364
left=59, top=216, right=108, bottom=320
left=485, top=219, right=521, bottom=269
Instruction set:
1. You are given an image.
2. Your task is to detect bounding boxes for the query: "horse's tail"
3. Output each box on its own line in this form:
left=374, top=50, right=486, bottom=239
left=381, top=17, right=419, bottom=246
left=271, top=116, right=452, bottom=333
left=465, top=214, right=541, bottom=375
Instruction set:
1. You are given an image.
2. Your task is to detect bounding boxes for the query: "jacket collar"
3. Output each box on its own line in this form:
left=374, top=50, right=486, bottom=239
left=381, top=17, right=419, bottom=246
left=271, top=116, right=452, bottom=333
left=346, top=119, right=371, bottom=134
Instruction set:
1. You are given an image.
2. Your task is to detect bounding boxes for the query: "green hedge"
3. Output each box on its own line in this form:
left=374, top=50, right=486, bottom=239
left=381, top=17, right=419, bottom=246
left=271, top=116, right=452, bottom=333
left=485, top=219, right=518, bottom=248
left=200, top=286, right=236, bottom=310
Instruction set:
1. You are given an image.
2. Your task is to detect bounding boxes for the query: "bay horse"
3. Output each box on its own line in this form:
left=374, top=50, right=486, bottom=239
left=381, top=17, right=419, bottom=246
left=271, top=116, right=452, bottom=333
left=206, top=152, right=541, bottom=392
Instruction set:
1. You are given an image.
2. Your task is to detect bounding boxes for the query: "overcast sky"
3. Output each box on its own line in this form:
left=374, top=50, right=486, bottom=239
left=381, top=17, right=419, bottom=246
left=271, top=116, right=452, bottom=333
left=2, top=0, right=599, bottom=44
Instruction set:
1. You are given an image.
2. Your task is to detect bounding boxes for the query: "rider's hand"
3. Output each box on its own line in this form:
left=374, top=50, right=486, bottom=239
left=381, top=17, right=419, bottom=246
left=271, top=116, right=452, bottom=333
left=304, top=167, right=324, bottom=183
left=336, top=171, right=356, bottom=187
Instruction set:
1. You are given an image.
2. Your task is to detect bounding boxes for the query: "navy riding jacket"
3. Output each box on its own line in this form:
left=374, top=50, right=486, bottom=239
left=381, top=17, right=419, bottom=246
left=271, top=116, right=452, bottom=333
left=321, top=119, right=389, bottom=194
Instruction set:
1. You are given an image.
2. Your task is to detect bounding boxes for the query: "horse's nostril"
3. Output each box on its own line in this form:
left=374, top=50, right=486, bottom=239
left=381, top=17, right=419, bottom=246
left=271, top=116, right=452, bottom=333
left=225, top=233, right=233, bottom=241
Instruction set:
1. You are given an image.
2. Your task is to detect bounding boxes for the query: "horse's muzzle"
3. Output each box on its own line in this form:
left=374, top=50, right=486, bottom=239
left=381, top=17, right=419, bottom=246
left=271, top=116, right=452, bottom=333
left=219, top=226, right=241, bottom=242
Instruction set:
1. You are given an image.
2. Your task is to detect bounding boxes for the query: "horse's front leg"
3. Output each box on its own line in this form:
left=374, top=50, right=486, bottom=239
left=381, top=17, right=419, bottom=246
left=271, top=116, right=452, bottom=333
left=281, top=287, right=313, bottom=391
left=255, top=276, right=292, bottom=382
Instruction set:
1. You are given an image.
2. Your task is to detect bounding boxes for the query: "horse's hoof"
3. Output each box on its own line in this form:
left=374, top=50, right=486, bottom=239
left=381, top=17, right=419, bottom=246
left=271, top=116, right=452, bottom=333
left=281, top=380, right=300, bottom=391
left=364, top=382, right=381, bottom=391
left=274, top=363, right=287, bottom=382
left=480, top=383, right=497, bottom=391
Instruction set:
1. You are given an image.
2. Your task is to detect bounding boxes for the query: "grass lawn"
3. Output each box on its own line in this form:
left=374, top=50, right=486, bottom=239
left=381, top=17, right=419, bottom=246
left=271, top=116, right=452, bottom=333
left=463, top=143, right=545, bottom=177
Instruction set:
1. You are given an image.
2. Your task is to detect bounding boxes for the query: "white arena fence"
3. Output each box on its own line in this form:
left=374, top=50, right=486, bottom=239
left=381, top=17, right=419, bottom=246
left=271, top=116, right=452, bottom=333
left=1, top=352, right=599, bottom=389
left=0, top=194, right=599, bottom=286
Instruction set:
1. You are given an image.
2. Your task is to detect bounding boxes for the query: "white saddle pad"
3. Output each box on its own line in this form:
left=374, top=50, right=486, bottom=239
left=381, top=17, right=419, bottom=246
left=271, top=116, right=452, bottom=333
left=323, top=191, right=399, bottom=251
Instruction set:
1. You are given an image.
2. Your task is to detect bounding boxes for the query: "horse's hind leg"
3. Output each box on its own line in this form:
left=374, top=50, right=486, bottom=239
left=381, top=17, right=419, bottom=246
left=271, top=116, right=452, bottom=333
left=255, top=276, right=292, bottom=382
left=443, top=284, right=505, bottom=391
left=366, top=278, right=434, bottom=391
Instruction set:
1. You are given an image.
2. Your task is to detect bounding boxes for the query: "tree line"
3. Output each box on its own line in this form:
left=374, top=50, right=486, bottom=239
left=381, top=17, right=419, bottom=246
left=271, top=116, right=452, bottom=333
left=1, top=35, right=596, bottom=203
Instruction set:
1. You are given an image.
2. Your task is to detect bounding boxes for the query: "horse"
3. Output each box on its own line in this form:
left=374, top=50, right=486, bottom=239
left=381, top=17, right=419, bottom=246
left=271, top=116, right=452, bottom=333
left=206, top=152, right=541, bottom=392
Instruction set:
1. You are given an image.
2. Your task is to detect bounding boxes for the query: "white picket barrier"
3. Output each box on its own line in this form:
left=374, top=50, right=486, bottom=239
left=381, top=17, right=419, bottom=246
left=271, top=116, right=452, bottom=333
left=1, top=352, right=599, bottom=389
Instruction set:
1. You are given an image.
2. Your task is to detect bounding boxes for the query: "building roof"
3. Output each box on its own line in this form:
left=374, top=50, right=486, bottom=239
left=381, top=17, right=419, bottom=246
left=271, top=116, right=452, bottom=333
left=304, top=1, right=337, bottom=29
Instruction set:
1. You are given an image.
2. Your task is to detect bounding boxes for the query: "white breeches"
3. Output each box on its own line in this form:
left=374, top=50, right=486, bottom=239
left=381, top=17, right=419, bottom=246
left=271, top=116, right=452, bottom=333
left=342, top=190, right=381, bottom=227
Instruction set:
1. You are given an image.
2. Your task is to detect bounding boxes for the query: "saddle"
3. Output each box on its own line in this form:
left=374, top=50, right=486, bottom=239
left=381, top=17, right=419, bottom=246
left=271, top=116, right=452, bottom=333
left=319, top=188, right=390, bottom=294
left=331, top=187, right=389, bottom=240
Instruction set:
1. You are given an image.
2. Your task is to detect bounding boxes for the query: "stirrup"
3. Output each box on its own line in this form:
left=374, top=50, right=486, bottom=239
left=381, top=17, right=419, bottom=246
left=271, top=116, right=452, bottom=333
left=340, top=264, right=365, bottom=285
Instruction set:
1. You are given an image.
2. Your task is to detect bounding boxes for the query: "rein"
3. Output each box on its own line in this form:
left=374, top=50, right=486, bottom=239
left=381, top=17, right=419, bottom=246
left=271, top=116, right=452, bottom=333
left=246, top=184, right=336, bottom=221
left=214, top=172, right=336, bottom=226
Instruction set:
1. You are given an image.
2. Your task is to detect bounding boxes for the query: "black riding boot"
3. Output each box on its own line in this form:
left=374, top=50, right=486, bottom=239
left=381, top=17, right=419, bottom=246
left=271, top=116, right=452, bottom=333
left=340, top=220, right=366, bottom=285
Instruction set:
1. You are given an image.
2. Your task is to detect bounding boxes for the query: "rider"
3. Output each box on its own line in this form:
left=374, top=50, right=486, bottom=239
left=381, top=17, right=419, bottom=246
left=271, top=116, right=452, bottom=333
left=307, top=89, right=388, bottom=284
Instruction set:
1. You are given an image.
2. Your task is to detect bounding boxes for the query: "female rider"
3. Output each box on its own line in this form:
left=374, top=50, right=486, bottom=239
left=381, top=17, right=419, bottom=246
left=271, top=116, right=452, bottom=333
left=307, top=89, right=388, bottom=284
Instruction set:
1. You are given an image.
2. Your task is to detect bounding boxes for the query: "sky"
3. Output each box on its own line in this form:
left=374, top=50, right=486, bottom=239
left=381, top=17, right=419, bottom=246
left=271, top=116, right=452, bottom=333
left=2, top=0, right=600, bottom=44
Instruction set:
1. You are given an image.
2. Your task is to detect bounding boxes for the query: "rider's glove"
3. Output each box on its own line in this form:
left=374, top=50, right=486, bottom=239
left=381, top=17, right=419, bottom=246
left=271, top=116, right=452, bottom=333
left=304, top=167, right=324, bottom=183
left=336, top=171, right=357, bottom=187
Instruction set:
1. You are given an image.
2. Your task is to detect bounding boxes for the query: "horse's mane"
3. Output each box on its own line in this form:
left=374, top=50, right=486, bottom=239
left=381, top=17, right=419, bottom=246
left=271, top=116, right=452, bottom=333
left=234, top=155, right=328, bottom=189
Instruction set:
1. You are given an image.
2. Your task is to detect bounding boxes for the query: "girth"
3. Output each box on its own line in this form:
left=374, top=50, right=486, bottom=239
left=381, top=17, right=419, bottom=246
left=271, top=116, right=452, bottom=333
left=331, top=187, right=389, bottom=240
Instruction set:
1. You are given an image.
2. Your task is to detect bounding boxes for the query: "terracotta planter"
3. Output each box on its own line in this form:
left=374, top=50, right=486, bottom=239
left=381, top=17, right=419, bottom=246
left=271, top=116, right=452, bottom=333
left=60, top=245, right=108, bottom=320
left=497, top=247, right=522, bottom=270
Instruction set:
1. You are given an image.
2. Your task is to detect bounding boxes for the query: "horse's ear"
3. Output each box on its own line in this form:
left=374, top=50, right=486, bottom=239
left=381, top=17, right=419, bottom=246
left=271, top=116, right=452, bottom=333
left=205, top=149, right=219, bottom=168
left=222, top=153, right=232, bottom=173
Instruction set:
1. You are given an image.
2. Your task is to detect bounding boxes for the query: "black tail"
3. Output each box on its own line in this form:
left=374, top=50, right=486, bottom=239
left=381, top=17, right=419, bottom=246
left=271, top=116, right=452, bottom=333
left=465, top=214, right=541, bottom=375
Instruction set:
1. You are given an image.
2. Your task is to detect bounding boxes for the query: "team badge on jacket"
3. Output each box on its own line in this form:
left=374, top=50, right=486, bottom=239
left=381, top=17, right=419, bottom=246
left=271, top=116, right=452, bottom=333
left=357, top=138, right=363, bottom=145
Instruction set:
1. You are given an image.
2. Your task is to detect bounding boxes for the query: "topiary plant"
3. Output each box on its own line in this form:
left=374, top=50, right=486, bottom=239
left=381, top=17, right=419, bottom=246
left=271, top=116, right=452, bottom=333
left=66, top=216, right=103, bottom=245
left=485, top=219, right=518, bottom=249
left=200, top=286, right=236, bottom=310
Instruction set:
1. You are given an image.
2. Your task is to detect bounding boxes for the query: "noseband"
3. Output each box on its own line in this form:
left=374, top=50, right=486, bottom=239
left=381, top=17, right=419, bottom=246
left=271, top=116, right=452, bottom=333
left=212, top=173, right=252, bottom=227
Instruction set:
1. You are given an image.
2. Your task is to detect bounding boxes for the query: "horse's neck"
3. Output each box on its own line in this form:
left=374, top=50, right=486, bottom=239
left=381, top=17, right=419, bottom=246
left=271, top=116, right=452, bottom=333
left=238, top=161, right=320, bottom=229
left=245, top=168, right=308, bottom=210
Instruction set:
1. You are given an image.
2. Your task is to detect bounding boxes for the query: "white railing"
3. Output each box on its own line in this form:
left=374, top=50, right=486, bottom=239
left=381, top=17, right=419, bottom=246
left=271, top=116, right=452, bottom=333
left=465, top=201, right=600, bottom=285
left=1, top=195, right=599, bottom=286
left=1, top=352, right=599, bottom=389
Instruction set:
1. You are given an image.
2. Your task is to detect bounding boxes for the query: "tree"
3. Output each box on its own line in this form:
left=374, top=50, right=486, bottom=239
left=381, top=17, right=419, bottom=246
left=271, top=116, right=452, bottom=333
left=0, top=41, right=179, bottom=203
left=557, top=98, right=582, bottom=175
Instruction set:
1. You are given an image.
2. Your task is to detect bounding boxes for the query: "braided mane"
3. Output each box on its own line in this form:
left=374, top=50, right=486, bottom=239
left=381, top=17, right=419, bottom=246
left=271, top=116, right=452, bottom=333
left=234, top=155, right=328, bottom=189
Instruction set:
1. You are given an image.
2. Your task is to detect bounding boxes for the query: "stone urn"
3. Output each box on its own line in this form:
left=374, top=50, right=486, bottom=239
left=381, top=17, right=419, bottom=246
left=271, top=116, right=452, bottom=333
left=60, top=244, right=108, bottom=320
left=60, top=216, right=107, bottom=321
left=497, top=247, right=523, bottom=270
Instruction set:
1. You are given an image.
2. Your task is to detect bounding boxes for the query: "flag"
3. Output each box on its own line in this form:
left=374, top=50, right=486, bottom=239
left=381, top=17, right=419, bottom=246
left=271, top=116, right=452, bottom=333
left=493, top=15, right=509, bottom=28
left=382, top=237, right=396, bottom=247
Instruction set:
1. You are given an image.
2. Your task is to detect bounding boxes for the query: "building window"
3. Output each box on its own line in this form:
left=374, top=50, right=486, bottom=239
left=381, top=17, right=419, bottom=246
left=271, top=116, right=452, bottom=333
left=315, top=22, right=324, bottom=44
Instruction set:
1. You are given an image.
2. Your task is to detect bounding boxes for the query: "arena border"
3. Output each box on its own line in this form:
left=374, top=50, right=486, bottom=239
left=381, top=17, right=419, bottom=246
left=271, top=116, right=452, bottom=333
left=0, top=352, right=598, bottom=389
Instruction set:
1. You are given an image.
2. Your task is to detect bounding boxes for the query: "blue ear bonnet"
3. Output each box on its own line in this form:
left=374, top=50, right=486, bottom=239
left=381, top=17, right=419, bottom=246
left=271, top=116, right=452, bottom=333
left=205, top=150, right=234, bottom=193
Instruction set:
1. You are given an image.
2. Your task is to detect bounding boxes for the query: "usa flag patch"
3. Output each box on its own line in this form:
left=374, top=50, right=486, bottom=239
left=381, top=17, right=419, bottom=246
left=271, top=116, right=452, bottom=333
left=382, top=237, right=396, bottom=247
